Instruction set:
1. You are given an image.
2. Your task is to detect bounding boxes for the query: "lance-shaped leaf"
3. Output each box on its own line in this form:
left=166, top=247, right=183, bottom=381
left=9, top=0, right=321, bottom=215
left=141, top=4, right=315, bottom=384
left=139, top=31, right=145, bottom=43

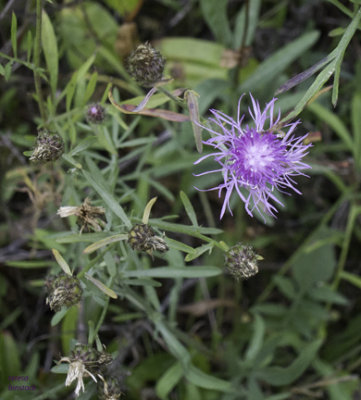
left=83, top=234, right=128, bottom=254
left=52, top=249, right=72, bottom=276
left=185, top=90, right=203, bottom=153
left=85, top=273, right=118, bottom=299
left=142, top=197, right=158, bottom=224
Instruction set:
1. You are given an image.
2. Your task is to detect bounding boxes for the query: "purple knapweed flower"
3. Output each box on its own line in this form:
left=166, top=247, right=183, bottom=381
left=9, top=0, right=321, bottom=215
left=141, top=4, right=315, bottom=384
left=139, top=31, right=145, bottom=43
left=194, top=94, right=312, bottom=220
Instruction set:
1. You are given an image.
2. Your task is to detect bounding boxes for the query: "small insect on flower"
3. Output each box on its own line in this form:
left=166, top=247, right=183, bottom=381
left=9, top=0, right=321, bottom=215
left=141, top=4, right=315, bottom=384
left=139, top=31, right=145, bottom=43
left=194, top=94, right=312, bottom=220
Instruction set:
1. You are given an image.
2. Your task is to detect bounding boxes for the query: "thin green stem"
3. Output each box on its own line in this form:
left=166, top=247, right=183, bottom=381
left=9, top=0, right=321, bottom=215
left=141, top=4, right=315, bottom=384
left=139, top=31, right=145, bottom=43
left=332, top=203, right=361, bottom=290
left=34, top=0, right=47, bottom=124
left=157, top=86, right=187, bottom=110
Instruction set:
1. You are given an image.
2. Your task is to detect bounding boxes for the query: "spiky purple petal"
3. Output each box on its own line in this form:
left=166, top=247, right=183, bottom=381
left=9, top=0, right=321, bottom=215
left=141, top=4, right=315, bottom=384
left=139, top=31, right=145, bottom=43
left=194, top=94, right=312, bottom=220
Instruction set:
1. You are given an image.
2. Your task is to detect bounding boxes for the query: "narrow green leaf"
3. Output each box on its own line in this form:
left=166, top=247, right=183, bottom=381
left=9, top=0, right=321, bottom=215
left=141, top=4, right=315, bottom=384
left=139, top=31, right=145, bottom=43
left=233, top=0, right=261, bottom=48
left=200, top=0, right=233, bottom=46
left=4, top=61, right=12, bottom=81
left=332, top=7, right=361, bottom=106
left=26, top=30, right=33, bottom=62
left=42, top=11, right=58, bottom=96
left=83, top=233, right=128, bottom=254
left=84, top=71, right=98, bottom=103
left=5, top=260, right=49, bottom=268
left=256, top=340, right=322, bottom=386
left=185, top=90, right=203, bottom=153
left=185, top=365, right=233, bottom=392
left=155, top=320, right=191, bottom=364
left=83, top=170, right=131, bottom=228
left=124, top=266, right=222, bottom=279
left=185, top=243, right=213, bottom=262
left=11, top=12, right=18, bottom=58
left=85, top=273, right=118, bottom=299
left=351, top=92, right=361, bottom=169
left=51, top=307, right=68, bottom=326
left=65, top=54, right=95, bottom=111
left=240, top=31, right=319, bottom=92
left=307, top=102, right=353, bottom=150
left=52, top=249, right=72, bottom=276
left=150, top=219, right=223, bottom=236
left=142, top=197, right=158, bottom=224
left=156, top=362, right=183, bottom=399
left=245, top=314, right=265, bottom=361
left=308, top=285, right=348, bottom=305
left=180, top=191, right=198, bottom=226
left=166, top=238, right=194, bottom=253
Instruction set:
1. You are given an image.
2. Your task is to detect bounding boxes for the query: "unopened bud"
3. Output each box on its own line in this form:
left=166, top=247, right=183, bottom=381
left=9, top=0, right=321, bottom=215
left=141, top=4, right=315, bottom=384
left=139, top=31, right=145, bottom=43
left=86, top=103, right=106, bottom=124
left=128, top=223, right=168, bottom=255
left=45, top=274, right=82, bottom=311
left=30, top=131, right=64, bottom=163
left=225, top=244, right=261, bottom=280
left=126, top=43, right=165, bottom=87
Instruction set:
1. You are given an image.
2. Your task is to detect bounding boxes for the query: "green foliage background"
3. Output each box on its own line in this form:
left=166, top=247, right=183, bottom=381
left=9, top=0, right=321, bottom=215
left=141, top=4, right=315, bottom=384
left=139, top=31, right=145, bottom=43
left=1, top=0, right=361, bottom=399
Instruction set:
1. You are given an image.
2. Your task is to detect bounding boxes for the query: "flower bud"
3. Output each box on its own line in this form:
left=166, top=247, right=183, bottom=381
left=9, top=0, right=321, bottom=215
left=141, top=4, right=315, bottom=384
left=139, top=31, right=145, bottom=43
left=128, top=223, right=168, bottom=255
left=126, top=43, right=165, bottom=87
left=30, top=131, right=64, bottom=163
left=45, top=274, right=82, bottom=311
left=225, top=244, right=260, bottom=280
left=98, top=375, right=123, bottom=400
left=86, top=103, right=106, bottom=124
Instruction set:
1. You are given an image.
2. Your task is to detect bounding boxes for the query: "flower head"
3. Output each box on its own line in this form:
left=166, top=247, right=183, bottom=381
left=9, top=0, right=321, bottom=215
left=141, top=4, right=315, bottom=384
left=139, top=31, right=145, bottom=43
left=45, top=273, right=83, bottom=312
left=225, top=244, right=262, bottom=280
left=194, top=94, right=312, bottom=220
left=86, top=103, right=106, bottom=124
left=128, top=223, right=168, bottom=256
left=29, top=130, right=64, bottom=163
left=57, top=198, right=106, bottom=233
left=58, top=344, right=113, bottom=397
left=126, top=43, right=165, bottom=87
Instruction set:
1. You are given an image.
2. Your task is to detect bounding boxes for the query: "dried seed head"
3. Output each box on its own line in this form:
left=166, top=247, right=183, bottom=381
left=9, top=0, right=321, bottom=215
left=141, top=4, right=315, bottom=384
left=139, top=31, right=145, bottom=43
left=128, top=223, right=168, bottom=255
left=58, top=344, right=113, bottom=397
left=45, top=274, right=83, bottom=311
left=70, top=344, right=113, bottom=373
left=225, top=244, right=260, bottom=280
left=98, top=375, right=123, bottom=400
left=126, top=43, right=165, bottom=87
left=30, top=131, right=64, bottom=163
left=57, top=198, right=106, bottom=233
left=86, top=103, right=106, bottom=124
